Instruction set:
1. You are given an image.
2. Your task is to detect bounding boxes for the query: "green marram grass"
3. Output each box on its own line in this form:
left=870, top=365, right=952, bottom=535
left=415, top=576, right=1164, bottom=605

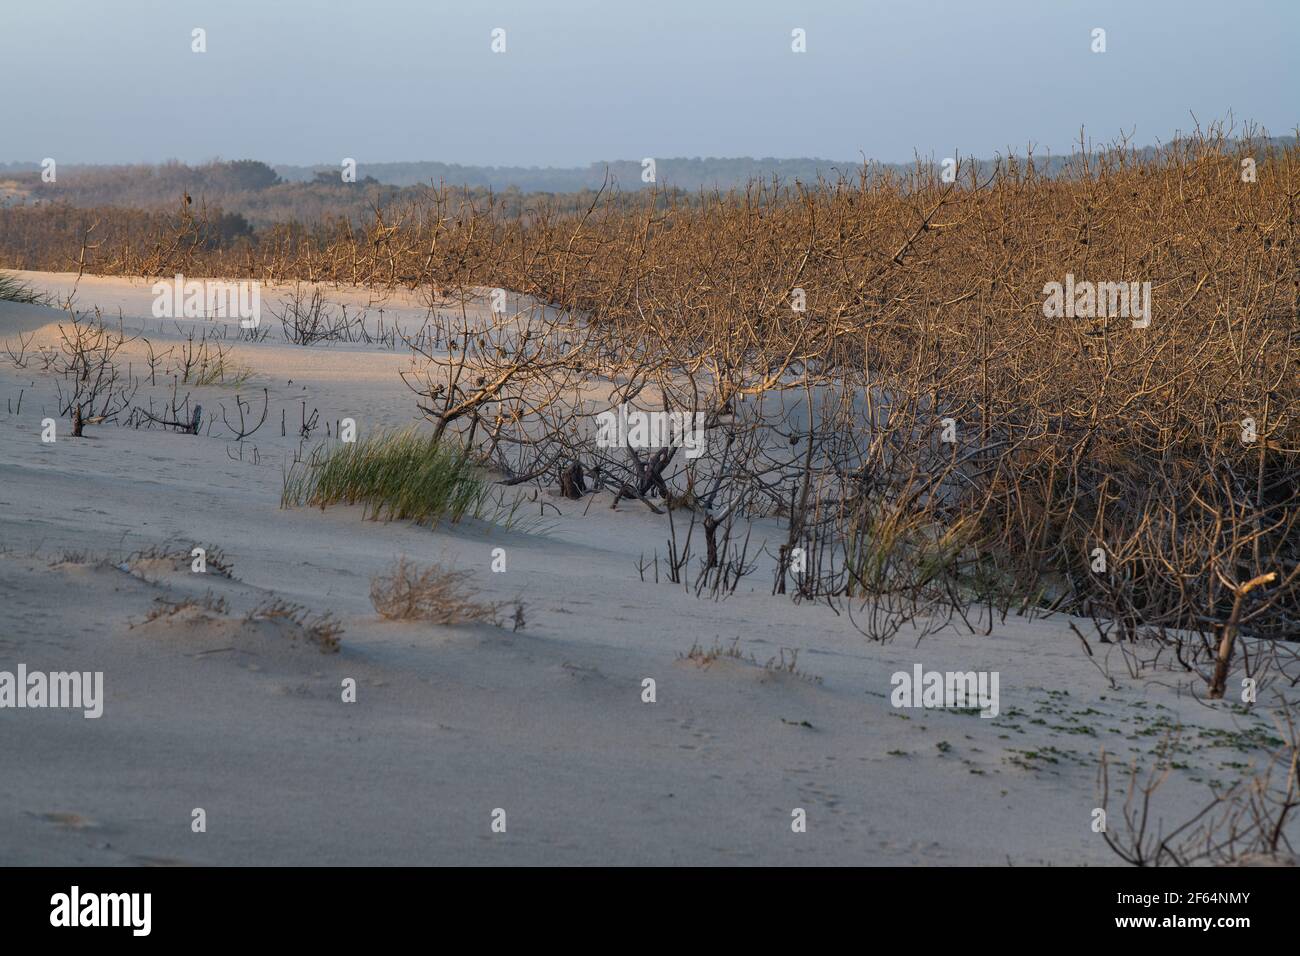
left=0, top=271, right=48, bottom=304
left=193, top=356, right=254, bottom=387
left=282, top=427, right=488, bottom=527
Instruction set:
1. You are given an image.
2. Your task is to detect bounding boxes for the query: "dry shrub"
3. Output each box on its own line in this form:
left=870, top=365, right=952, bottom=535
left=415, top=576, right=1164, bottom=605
left=370, top=557, right=502, bottom=626
left=6, top=120, right=1297, bottom=678
left=679, top=637, right=748, bottom=668
left=136, top=592, right=230, bottom=624
left=244, top=597, right=343, bottom=652
left=132, top=592, right=341, bottom=653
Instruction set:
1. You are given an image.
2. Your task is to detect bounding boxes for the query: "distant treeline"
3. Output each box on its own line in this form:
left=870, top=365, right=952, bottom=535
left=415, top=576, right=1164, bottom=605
left=1, top=155, right=884, bottom=199
left=0, top=159, right=679, bottom=230
left=268, top=157, right=870, bottom=190
left=5, top=138, right=1295, bottom=229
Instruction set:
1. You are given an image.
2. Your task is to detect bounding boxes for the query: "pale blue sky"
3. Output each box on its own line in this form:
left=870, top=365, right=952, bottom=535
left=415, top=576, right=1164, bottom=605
left=3, top=0, right=1295, bottom=166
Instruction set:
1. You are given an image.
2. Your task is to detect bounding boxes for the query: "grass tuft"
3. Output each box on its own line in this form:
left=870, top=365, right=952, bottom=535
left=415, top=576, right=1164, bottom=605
left=0, top=271, right=48, bottom=305
left=282, top=427, right=486, bottom=527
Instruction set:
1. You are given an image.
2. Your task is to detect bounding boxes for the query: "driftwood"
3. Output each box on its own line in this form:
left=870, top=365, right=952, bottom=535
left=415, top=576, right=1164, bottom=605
left=140, top=403, right=202, bottom=435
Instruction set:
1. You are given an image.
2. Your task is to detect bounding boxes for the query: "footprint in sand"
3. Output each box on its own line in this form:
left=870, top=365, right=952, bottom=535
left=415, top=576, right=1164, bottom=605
left=130, top=855, right=190, bottom=867
left=33, top=811, right=97, bottom=830
left=32, top=811, right=128, bottom=842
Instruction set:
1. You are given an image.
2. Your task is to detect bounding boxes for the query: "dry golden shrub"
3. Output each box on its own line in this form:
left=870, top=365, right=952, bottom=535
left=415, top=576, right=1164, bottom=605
left=7, top=121, right=1297, bottom=657
left=369, top=557, right=501, bottom=626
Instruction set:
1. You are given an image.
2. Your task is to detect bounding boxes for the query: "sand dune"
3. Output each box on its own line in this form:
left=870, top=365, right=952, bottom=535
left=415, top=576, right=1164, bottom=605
left=1, top=272, right=1294, bottom=865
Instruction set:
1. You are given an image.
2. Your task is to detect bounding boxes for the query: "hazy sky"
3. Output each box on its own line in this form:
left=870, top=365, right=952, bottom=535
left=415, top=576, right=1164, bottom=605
left=4, top=0, right=1296, bottom=167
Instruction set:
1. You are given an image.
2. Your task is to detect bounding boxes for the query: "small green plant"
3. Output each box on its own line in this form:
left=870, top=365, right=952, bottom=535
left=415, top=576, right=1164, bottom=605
left=762, top=647, right=823, bottom=684
left=194, top=356, right=254, bottom=387
left=282, top=427, right=486, bottom=527
left=679, top=636, right=748, bottom=668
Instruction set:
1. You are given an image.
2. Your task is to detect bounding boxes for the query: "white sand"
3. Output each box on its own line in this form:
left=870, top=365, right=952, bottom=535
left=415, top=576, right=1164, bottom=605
left=1, top=272, right=1292, bottom=865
